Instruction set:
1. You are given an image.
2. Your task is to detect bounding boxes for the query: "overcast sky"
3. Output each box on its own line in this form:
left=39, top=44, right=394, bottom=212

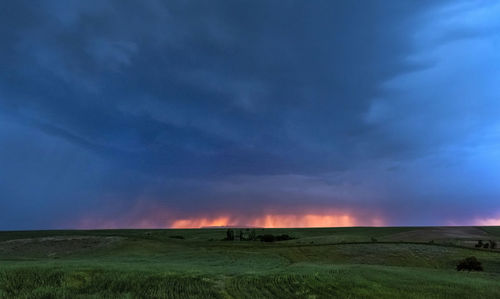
left=1, top=0, right=499, bottom=229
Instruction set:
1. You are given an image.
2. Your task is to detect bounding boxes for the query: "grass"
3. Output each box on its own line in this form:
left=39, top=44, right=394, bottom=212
left=0, top=227, right=499, bottom=298
left=0, top=268, right=222, bottom=298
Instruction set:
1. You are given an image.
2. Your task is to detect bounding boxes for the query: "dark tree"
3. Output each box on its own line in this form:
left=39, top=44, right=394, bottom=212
left=456, top=256, right=483, bottom=272
left=226, top=229, right=235, bottom=241
left=249, top=229, right=257, bottom=241
left=475, top=240, right=483, bottom=248
left=490, top=240, right=497, bottom=249
left=483, top=243, right=490, bottom=249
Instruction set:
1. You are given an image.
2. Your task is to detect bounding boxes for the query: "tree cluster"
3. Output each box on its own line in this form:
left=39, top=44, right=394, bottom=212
left=223, top=229, right=295, bottom=242
left=475, top=240, right=496, bottom=249
left=224, top=229, right=258, bottom=241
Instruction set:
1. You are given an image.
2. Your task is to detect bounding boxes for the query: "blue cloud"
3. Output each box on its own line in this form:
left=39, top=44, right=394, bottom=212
left=1, top=0, right=499, bottom=228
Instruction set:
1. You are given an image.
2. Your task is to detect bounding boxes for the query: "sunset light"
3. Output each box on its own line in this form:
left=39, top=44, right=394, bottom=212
left=169, top=213, right=385, bottom=228
left=78, top=210, right=384, bottom=229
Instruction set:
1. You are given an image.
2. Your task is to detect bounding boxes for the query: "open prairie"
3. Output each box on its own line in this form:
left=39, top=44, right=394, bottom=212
left=1, top=226, right=500, bottom=298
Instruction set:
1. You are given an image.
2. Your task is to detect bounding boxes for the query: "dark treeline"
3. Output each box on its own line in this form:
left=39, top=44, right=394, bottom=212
left=223, top=229, right=294, bottom=242
left=474, top=240, right=497, bottom=249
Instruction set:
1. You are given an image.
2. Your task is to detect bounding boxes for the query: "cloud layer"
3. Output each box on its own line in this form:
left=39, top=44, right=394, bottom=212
left=1, top=0, right=499, bottom=229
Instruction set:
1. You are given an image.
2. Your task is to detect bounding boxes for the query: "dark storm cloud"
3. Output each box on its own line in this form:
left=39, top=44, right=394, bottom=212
left=0, top=0, right=429, bottom=165
left=1, top=0, right=499, bottom=229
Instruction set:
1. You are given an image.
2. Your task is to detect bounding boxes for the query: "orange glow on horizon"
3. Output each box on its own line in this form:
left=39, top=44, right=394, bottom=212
left=475, top=217, right=500, bottom=226
left=170, top=213, right=384, bottom=228
left=76, top=203, right=385, bottom=229
left=170, top=216, right=232, bottom=228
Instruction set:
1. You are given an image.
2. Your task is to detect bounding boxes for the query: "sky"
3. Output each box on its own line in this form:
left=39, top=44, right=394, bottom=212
left=1, top=0, right=500, bottom=229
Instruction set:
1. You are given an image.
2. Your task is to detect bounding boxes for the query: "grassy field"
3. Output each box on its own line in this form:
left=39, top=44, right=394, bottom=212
left=1, top=227, right=499, bottom=298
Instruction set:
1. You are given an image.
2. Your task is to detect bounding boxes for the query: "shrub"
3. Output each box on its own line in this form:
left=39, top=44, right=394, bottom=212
left=275, top=234, right=294, bottom=241
left=483, top=243, right=490, bottom=249
left=371, top=237, right=378, bottom=242
left=169, top=235, right=184, bottom=240
left=475, top=240, right=483, bottom=248
left=456, top=256, right=483, bottom=272
left=490, top=240, right=497, bottom=249
left=257, top=234, right=294, bottom=242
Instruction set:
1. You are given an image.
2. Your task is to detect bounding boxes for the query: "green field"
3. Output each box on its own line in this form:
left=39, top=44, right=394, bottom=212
left=1, top=227, right=500, bottom=298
